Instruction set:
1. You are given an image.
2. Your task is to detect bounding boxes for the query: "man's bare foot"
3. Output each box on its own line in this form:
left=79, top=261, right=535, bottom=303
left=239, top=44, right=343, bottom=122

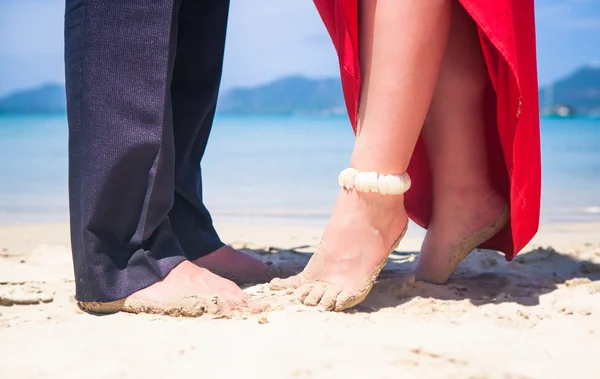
left=270, top=190, right=408, bottom=311
left=78, top=260, right=262, bottom=317
left=193, top=246, right=293, bottom=285
left=415, top=186, right=509, bottom=284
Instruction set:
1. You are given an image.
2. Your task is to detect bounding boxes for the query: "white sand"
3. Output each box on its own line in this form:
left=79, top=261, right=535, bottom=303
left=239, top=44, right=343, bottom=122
left=1, top=221, right=600, bottom=379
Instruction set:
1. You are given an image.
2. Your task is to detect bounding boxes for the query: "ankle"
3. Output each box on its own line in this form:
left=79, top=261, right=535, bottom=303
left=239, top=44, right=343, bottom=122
left=349, top=156, right=409, bottom=176
left=335, top=190, right=407, bottom=238
left=349, top=138, right=411, bottom=175
left=434, top=180, right=497, bottom=200
left=431, top=185, right=506, bottom=223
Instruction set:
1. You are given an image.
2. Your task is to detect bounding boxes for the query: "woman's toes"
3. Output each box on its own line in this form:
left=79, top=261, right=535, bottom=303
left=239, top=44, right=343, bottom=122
left=319, top=287, right=342, bottom=311
left=414, top=267, right=448, bottom=285
left=333, top=290, right=360, bottom=312
left=303, top=284, right=327, bottom=306
left=294, top=283, right=315, bottom=303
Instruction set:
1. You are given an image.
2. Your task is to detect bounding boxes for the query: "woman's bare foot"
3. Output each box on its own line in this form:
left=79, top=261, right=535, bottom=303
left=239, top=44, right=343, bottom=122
left=269, top=0, right=451, bottom=311
left=415, top=186, right=508, bottom=284
left=416, top=2, right=509, bottom=284
left=78, top=260, right=262, bottom=317
left=270, top=190, right=408, bottom=311
left=193, top=246, right=293, bottom=285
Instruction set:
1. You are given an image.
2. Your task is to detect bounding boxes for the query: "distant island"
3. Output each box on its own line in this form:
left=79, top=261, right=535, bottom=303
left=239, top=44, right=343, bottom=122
left=539, top=64, right=600, bottom=117
left=1, top=65, right=599, bottom=116
left=0, top=84, right=66, bottom=114
left=217, top=75, right=345, bottom=115
left=0, top=76, right=345, bottom=116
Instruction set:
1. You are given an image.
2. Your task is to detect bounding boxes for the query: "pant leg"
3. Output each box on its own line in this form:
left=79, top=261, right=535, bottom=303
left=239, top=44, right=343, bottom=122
left=65, top=0, right=186, bottom=302
left=168, top=0, right=231, bottom=259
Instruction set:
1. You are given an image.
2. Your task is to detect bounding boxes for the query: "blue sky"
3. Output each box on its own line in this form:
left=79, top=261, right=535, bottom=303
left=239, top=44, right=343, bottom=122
left=0, top=0, right=598, bottom=96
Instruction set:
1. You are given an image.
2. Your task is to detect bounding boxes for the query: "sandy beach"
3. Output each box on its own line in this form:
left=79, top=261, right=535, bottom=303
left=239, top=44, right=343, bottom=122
left=1, top=220, right=600, bottom=379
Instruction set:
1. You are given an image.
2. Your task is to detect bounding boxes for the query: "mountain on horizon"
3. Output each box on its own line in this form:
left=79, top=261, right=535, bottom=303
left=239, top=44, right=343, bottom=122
left=1, top=65, right=599, bottom=116
left=539, top=64, right=600, bottom=116
left=0, top=84, right=66, bottom=114
left=216, top=75, right=345, bottom=115
left=0, top=76, right=345, bottom=116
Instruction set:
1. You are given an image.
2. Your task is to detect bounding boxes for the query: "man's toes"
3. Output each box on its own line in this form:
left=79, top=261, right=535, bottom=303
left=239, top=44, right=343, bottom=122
left=174, top=295, right=220, bottom=317
left=217, top=293, right=267, bottom=316
left=303, top=284, right=327, bottom=306
left=319, top=287, right=342, bottom=311
left=269, top=274, right=303, bottom=290
left=217, top=300, right=238, bottom=315
left=246, top=298, right=269, bottom=314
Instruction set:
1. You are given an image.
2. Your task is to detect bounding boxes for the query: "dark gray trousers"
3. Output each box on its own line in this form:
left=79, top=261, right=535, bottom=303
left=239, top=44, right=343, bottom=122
left=64, top=0, right=229, bottom=302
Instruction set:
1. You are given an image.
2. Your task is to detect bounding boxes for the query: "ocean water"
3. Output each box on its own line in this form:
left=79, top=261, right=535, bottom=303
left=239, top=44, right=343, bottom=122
left=0, top=114, right=599, bottom=228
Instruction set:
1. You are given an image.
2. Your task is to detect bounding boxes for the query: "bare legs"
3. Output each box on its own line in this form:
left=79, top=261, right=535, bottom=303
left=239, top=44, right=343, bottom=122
left=271, top=0, right=511, bottom=310
left=352, top=0, right=452, bottom=173
left=416, top=2, right=507, bottom=283
left=415, top=2, right=508, bottom=283
left=271, top=0, right=453, bottom=311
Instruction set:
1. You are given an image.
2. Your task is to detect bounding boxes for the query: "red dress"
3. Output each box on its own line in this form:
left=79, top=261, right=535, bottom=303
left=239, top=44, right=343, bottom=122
left=314, top=0, right=541, bottom=260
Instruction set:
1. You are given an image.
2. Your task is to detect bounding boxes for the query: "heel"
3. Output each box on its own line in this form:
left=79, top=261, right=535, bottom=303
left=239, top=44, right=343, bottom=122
left=416, top=205, right=509, bottom=284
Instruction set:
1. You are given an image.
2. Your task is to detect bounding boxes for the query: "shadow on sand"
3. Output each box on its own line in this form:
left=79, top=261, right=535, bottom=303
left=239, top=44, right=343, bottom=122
left=244, top=243, right=600, bottom=312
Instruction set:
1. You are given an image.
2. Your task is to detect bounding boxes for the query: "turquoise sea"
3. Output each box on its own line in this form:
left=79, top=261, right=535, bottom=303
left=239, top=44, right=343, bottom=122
left=0, top=114, right=599, bottom=228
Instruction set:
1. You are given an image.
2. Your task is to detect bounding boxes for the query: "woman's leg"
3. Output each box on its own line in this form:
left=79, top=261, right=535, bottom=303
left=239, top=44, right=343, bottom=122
left=415, top=2, right=508, bottom=283
left=271, top=0, right=452, bottom=311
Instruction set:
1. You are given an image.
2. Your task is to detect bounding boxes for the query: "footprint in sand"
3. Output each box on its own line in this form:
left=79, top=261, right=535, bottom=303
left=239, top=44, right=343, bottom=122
left=0, top=282, right=54, bottom=306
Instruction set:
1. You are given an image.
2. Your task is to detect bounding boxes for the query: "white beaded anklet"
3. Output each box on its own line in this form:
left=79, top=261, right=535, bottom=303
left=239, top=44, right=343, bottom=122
left=338, top=168, right=411, bottom=195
